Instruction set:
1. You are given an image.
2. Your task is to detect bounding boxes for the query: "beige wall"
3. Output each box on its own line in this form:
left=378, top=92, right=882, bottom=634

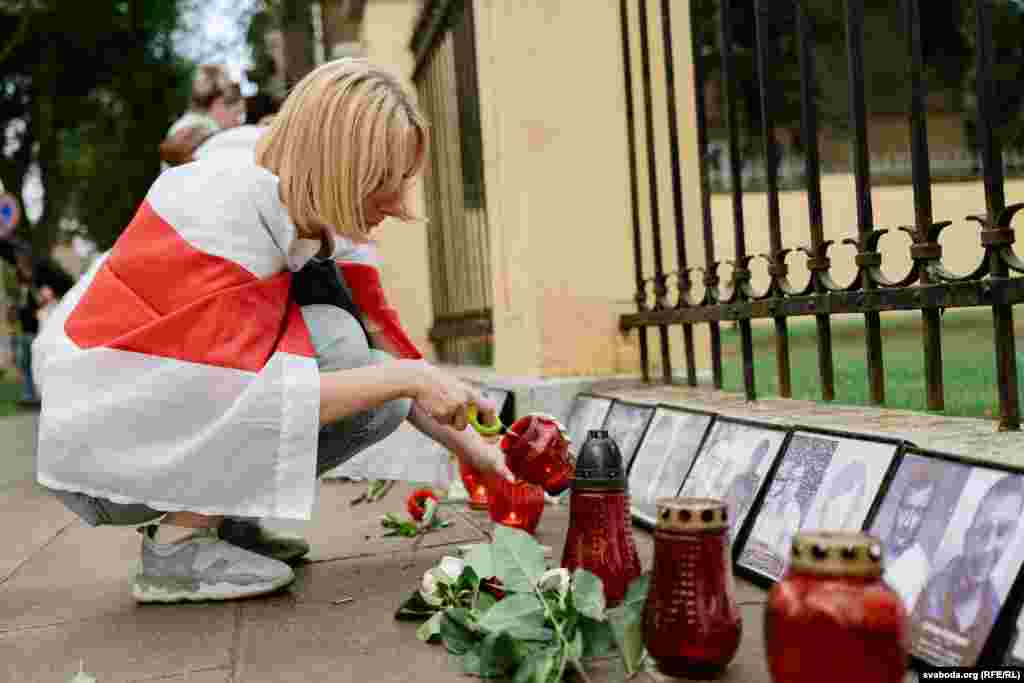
left=359, top=0, right=437, bottom=359
left=474, top=0, right=676, bottom=377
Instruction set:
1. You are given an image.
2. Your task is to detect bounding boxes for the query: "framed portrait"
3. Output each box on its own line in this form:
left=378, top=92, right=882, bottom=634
left=563, top=394, right=614, bottom=456
left=735, top=427, right=903, bottom=585
left=676, top=417, right=790, bottom=549
left=600, top=399, right=656, bottom=474
left=628, top=406, right=715, bottom=528
left=869, top=448, right=1024, bottom=669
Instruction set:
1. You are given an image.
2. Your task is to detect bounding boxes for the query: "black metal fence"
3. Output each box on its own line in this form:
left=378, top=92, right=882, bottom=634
left=618, top=0, right=1024, bottom=431
left=411, top=0, right=493, bottom=365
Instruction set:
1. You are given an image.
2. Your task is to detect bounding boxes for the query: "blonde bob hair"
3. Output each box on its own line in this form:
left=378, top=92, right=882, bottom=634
left=256, top=58, right=428, bottom=241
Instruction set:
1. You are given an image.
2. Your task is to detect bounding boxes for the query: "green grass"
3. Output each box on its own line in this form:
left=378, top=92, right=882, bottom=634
left=717, top=309, right=1021, bottom=419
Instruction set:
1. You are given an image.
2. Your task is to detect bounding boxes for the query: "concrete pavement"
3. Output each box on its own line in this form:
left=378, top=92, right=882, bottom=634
left=0, top=412, right=793, bottom=683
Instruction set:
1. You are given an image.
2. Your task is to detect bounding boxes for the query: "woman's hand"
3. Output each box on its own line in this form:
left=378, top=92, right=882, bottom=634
left=404, top=359, right=496, bottom=431
left=458, top=436, right=515, bottom=483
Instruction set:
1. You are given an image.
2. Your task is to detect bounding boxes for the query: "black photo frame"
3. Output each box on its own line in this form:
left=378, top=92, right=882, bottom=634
left=627, top=405, right=716, bottom=529
left=734, top=426, right=905, bottom=588
left=866, top=447, right=1024, bottom=670
left=675, top=416, right=792, bottom=554
left=563, top=393, right=614, bottom=456
left=599, top=399, right=656, bottom=475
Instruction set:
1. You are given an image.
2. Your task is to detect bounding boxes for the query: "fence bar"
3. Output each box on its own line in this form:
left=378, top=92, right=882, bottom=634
left=637, top=0, right=672, bottom=383
left=620, top=0, right=651, bottom=382
left=691, top=2, right=723, bottom=389
left=975, top=0, right=1020, bottom=430
left=659, top=0, right=697, bottom=386
left=754, top=0, right=791, bottom=398
left=719, top=0, right=756, bottom=400
left=621, top=277, right=1024, bottom=326
left=904, top=0, right=944, bottom=412
left=795, top=1, right=835, bottom=401
left=844, top=0, right=885, bottom=405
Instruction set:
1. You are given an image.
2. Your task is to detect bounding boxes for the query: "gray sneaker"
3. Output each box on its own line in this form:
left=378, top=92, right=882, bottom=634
left=218, top=518, right=311, bottom=563
left=132, top=525, right=295, bottom=603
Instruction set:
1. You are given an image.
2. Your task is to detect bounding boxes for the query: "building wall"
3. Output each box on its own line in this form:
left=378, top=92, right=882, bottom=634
left=360, top=0, right=437, bottom=359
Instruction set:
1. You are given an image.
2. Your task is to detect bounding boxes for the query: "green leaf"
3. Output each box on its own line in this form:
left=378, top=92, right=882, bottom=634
left=571, top=568, right=606, bottom=621
left=606, top=575, right=650, bottom=674
left=622, top=573, right=651, bottom=610
left=475, top=591, right=498, bottom=615
left=579, top=616, right=616, bottom=659
left=416, top=611, right=444, bottom=642
left=457, top=565, right=481, bottom=593
left=478, top=631, right=519, bottom=678
left=477, top=593, right=545, bottom=635
left=461, top=648, right=483, bottom=675
left=463, top=542, right=496, bottom=581
left=568, top=628, right=584, bottom=662
left=440, top=610, right=478, bottom=655
left=491, top=526, right=546, bottom=593
left=513, top=646, right=561, bottom=683
left=394, top=591, right=438, bottom=621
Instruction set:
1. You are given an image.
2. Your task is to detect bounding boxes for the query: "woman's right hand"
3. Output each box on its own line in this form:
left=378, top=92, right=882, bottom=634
left=404, top=360, right=490, bottom=432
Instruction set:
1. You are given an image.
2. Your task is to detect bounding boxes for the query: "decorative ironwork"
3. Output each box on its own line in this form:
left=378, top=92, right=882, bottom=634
left=617, top=0, right=1024, bottom=430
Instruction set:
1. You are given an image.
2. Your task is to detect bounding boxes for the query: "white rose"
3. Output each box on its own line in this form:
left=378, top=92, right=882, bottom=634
left=420, top=568, right=444, bottom=606
left=437, top=556, right=466, bottom=583
left=538, top=567, right=571, bottom=596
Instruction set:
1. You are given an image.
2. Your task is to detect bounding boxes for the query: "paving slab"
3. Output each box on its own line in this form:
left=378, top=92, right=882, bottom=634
left=0, top=479, right=76, bottom=585
left=0, top=602, right=236, bottom=683
left=235, top=549, right=459, bottom=683
left=294, top=480, right=488, bottom=563
left=0, top=523, right=146, bottom=632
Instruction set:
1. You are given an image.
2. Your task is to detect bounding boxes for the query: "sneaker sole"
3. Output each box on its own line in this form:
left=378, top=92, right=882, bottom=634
left=131, top=572, right=295, bottom=603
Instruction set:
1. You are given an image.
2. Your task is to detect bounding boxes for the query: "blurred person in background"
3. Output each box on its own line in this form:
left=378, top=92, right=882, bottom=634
left=0, top=240, right=73, bottom=405
left=159, top=64, right=245, bottom=167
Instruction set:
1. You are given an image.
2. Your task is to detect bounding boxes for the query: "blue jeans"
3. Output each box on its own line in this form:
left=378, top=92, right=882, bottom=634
left=12, top=333, right=38, bottom=401
left=49, top=304, right=412, bottom=527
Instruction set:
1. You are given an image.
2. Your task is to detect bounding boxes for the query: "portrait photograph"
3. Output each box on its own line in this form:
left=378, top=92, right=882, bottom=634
left=906, top=462, right=1024, bottom=668
left=1004, top=610, right=1024, bottom=668
left=868, top=451, right=970, bottom=616
left=737, top=429, right=900, bottom=583
left=628, top=407, right=714, bottom=527
left=600, top=400, right=656, bottom=473
left=563, top=394, right=613, bottom=456
left=678, top=418, right=788, bottom=542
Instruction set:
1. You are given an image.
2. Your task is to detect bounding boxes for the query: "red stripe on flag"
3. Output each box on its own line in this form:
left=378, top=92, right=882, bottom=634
left=65, top=200, right=315, bottom=371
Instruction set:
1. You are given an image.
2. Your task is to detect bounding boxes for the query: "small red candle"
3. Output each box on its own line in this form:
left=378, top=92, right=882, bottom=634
left=457, top=434, right=501, bottom=510
left=487, top=476, right=545, bottom=535
left=643, top=498, right=741, bottom=678
left=765, top=531, right=908, bottom=683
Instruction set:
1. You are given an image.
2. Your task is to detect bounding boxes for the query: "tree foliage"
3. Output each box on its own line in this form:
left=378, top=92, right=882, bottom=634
left=0, top=0, right=193, bottom=254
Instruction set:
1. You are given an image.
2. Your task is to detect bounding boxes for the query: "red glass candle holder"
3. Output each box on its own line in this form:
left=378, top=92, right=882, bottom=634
left=487, top=476, right=545, bottom=535
left=765, top=531, right=908, bottom=683
left=643, top=498, right=741, bottom=679
left=561, top=488, right=642, bottom=606
left=501, top=414, right=574, bottom=496
left=457, top=434, right=501, bottom=510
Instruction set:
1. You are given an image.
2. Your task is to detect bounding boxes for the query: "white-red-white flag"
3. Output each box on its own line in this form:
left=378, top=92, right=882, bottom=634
left=34, top=162, right=326, bottom=520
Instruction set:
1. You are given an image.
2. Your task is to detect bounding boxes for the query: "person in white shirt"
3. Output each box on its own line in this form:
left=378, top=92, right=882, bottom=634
left=159, top=64, right=245, bottom=167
